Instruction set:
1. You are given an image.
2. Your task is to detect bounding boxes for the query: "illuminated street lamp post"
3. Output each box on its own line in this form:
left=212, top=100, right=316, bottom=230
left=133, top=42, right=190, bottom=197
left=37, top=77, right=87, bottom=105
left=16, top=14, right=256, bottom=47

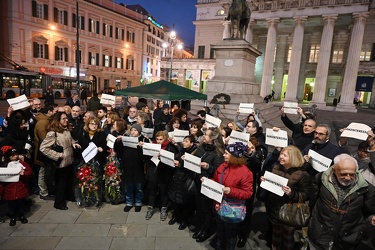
left=163, top=30, right=183, bottom=82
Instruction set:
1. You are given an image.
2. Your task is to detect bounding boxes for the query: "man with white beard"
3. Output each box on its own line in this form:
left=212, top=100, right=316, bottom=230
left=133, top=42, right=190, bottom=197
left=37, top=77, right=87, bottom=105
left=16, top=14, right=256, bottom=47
left=308, top=154, right=375, bottom=250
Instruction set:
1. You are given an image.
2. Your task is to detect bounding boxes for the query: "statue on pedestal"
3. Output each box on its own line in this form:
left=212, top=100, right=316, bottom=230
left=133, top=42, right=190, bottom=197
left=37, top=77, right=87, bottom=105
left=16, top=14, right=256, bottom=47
left=227, top=0, right=250, bottom=39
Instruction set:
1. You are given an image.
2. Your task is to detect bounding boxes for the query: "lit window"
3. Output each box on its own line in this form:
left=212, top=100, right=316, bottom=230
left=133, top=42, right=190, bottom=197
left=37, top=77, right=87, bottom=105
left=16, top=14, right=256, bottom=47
left=309, top=44, right=320, bottom=63
left=104, top=55, right=110, bottom=67
left=116, top=57, right=122, bottom=69
left=287, top=45, right=292, bottom=62
left=360, top=44, right=372, bottom=62
left=36, top=3, right=44, bottom=19
left=332, top=46, right=344, bottom=64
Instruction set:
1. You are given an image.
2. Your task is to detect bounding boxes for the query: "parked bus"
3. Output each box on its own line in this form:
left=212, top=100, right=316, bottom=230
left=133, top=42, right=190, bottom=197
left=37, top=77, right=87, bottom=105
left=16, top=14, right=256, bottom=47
left=0, top=68, right=93, bottom=99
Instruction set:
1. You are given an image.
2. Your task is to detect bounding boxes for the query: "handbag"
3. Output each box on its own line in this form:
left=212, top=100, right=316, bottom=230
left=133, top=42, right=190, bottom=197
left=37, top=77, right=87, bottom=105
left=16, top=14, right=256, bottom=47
left=216, top=168, right=246, bottom=223
left=278, top=193, right=310, bottom=227
left=39, top=132, right=63, bottom=165
left=186, top=173, right=197, bottom=195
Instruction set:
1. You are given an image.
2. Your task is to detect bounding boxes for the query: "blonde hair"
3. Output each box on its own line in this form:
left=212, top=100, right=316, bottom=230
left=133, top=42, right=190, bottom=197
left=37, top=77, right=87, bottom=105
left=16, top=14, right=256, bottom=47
left=280, top=145, right=305, bottom=168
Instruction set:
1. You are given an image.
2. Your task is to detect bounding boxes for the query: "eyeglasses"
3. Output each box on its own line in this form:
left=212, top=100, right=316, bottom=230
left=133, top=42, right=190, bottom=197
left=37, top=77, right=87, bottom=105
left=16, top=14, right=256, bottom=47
left=89, top=123, right=98, bottom=126
left=314, top=132, right=327, bottom=136
left=61, top=117, right=68, bottom=121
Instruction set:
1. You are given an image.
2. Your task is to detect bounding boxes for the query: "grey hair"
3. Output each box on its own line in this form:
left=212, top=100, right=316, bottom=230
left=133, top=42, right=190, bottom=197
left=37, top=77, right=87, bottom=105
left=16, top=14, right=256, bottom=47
left=333, top=153, right=359, bottom=171
left=317, top=123, right=331, bottom=136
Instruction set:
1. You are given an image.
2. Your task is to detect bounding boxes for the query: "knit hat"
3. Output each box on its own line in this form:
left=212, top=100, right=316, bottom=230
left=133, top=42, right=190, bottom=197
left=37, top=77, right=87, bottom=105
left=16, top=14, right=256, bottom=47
left=226, top=142, right=248, bottom=158
left=2, top=146, right=18, bottom=159
left=162, top=104, right=170, bottom=110
left=131, top=124, right=142, bottom=135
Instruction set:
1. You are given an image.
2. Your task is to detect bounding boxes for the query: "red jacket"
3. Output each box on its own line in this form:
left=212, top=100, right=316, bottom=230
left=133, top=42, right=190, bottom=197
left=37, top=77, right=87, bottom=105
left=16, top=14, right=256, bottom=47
left=212, top=162, right=253, bottom=200
left=0, top=160, right=32, bottom=200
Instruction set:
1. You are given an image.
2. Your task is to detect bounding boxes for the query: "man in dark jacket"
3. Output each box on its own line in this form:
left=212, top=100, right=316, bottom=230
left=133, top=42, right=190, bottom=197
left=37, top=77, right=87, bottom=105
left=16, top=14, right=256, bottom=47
left=153, top=104, right=171, bottom=134
left=87, top=92, right=100, bottom=112
left=302, top=124, right=343, bottom=176
left=308, top=154, right=375, bottom=250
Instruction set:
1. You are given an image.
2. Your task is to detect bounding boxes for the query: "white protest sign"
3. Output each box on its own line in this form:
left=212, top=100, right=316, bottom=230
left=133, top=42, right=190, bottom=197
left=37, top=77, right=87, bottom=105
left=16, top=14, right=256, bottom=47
left=168, top=131, right=174, bottom=139
left=265, top=128, right=289, bottom=147
left=106, top=134, right=116, bottom=148
left=228, top=130, right=250, bottom=146
left=341, top=122, right=371, bottom=141
left=7, top=95, right=30, bottom=111
left=283, top=102, right=298, bottom=115
left=143, top=142, right=161, bottom=157
left=260, top=171, right=288, bottom=196
left=142, top=127, right=154, bottom=139
left=160, top=149, right=175, bottom=168
left=122, top=136, right=139, bottom=149
left=151, top=156, right=160, bottom=166
left=82, top=142, right=98, bottom=163
left=205, top=114, right=221, bottom=128
left=238, top=103, right=254, bottom=114
left=100, top=93, right=116, bottom=105
left=173, top=129, right=189, bottom=143
left=184, top=153, right=201, bottom=174
left=308, top=149, right=332, bottom=172
left=201, top=177, right=224, bottom=203
left=0, top=167, right=21, bottom=182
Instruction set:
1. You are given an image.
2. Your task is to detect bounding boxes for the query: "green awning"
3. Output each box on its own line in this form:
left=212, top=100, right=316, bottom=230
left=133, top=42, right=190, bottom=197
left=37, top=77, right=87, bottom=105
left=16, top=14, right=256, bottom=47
left=114, top=80, right=207, bottom=101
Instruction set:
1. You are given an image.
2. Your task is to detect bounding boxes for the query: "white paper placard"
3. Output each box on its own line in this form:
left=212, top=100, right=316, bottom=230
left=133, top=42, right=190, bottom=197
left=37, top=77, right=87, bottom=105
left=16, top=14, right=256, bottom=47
left=100, top=93, right=116, bottom=105
left=265, top=128, right=289, bottom=147
left=143, top=142, right=161, bottom=157
left=201, top=177, right=224, bottom=203
left=160, top=149, right=175, bottom=168
left=205, top=114, right=221, bottom=128
left=7, top=95, right=30, bottom=111
left=173, top=129, right=189, bottom=143
left=106, top=134, right=116, bottom=148
left=238, top=103, right=254, bottom=114
left=308, top=149, right=332, bottom=172
left=341, top=122, right=371, bottom=141
left=228, top=130, right=250, bottom=145
left=184, top=153, right=201, bottom=174
left=283, top=102, right=298, bottom=115
left=260, top=171, right=288, bottom=196
left=0, top=167, right=21, bottom=182
left=168, top=131, right=174, bottom=139
left=151, top=156, right=160, bottom=166
left=122, top=136, right=139, bottom=149
left=82, top=142, right=98, bottom=163
left=142, top=127, right=154, bottom=139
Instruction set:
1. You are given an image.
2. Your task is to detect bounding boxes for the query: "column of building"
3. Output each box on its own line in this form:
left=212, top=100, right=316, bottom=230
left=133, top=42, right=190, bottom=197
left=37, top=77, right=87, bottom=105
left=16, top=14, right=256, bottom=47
left=336, top=12, right=369, bottom=112
left=246, top=19, right=255, bottom=44
left=222, top=21, right=231, bottom=39
left=311, top=15, right=337, bottom=107
left=284, top=16, right=307, bottom=102
left=260, top=18, right=279, bottom=98
left=273, top=35, right=288, bottom=100
left=254, top=36, right=267, bottom=85
left=297, top=34, right=311, bottom=101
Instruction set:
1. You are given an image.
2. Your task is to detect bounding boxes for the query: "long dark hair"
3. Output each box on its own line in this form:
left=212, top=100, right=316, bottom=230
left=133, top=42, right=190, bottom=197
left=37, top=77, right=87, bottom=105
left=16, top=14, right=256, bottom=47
left=47, top=112, right=72, bottom=133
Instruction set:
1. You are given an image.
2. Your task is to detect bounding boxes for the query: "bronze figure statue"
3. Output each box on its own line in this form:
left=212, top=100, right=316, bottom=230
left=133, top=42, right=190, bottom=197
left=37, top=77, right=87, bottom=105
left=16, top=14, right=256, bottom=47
left=227, top=0, right=251, bottom=39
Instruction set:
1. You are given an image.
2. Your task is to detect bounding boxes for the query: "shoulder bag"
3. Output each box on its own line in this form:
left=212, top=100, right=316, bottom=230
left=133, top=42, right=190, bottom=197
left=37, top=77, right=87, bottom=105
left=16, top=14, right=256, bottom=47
left=215, top=167, right=246, bottom=223
left=39, top=132, right=63, bottom=165
left=278, top=193, right=310, bottom=227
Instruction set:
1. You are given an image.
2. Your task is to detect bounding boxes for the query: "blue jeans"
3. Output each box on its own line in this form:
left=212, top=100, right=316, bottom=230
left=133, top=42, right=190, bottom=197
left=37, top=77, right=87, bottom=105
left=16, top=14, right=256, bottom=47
left=125, top=183, right=143, bottom=206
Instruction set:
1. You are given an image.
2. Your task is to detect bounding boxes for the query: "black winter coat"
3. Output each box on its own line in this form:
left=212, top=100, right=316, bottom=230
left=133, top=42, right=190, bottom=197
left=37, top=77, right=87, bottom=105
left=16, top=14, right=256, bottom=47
left=78, top=130, right=108, bottom=166
left=122, top=135, right=149, bottom=183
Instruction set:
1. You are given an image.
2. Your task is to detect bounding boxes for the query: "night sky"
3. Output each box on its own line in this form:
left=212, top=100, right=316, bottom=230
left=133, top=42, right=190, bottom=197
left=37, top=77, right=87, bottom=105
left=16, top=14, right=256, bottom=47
left=120, top=0, right=197, bottom=48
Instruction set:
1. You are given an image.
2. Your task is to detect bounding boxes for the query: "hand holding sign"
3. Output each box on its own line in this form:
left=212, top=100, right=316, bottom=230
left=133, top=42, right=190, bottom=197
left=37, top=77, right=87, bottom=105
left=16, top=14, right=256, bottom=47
left=283, top=102, right=298, bottom=115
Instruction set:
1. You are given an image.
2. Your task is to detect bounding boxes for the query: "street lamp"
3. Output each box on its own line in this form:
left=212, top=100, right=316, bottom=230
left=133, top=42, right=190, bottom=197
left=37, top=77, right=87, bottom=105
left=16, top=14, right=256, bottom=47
left=163, top=29, right=183, bottom=82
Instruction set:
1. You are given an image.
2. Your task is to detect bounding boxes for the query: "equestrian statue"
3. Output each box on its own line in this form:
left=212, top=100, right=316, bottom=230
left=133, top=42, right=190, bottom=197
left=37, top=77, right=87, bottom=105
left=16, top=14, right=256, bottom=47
left=227, top=0, right=251, bottom=39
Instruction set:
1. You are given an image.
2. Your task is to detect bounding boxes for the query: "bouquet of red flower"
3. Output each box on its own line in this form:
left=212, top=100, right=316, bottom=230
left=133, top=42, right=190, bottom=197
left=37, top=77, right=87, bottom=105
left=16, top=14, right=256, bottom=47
left=103, top=151, right=124, bottom=204
left=75, top=159, right=102, bottom=207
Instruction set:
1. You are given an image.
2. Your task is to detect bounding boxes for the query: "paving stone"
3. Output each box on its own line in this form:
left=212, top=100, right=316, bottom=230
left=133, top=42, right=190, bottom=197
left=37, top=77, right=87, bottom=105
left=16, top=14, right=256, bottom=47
left=155, top=237, right=204, bottom=249
left=108, top=224, right=147, bottom=237
left=0, top=221, right=19, bottom=236
left=26, top=209, right=49, bottom=223
left=0, top=236, right=61, bottom=249
left=11, top=223, right=58, bottom=237
left=126, top=210, right=161, bottom=225
left=110, top=237, right=155, bottom=250
left=147, top=224, right=191, bottom=238
left=54, top=236, right=112, bottom=250
left=39, top=210, right=82, bottom=224
left=51, top=224, right=111, bottom=236
left=98, top=203, right=126, bottom=213
left=76, top=211, right=127, bottom=224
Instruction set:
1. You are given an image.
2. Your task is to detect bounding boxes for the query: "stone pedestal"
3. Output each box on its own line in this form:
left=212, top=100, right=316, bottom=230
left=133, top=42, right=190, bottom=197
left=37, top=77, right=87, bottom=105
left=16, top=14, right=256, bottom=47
left=206, top=39, right=263, bottom=104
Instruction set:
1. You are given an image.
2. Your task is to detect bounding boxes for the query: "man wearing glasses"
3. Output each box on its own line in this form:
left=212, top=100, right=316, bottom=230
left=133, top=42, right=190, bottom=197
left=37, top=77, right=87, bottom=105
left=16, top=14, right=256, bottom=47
left=125, top=106, right=138, bottom=126
left=302, top=124, right=343, bottom=176
left=308, top=154, right=375, bottom=249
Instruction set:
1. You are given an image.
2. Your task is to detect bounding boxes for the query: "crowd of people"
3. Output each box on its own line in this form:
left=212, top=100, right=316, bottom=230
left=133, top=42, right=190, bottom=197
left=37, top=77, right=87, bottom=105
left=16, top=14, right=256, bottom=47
left=0, top=93, right=374, bottom=250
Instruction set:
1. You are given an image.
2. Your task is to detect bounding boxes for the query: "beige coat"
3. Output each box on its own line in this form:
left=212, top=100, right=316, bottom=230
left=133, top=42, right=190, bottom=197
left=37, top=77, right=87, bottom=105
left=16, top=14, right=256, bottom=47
left=39, top=129, right=74, bottom=168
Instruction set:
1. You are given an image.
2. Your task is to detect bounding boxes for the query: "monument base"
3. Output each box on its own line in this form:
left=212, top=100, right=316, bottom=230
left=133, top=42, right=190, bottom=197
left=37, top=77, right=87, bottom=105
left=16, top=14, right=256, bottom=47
left=206, top=39, right=263, bottom=104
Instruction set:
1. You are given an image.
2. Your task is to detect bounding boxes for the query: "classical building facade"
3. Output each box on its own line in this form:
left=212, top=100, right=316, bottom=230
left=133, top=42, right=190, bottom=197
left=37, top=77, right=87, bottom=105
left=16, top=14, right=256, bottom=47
left=190, top=0, right=375, bottom=111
